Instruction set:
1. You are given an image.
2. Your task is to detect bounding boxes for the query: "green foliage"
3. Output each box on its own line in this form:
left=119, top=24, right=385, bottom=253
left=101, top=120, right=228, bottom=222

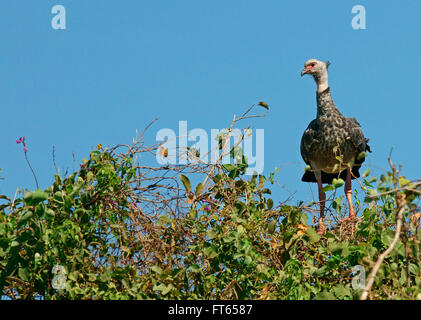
left=0, top=147, right=420, bottom=300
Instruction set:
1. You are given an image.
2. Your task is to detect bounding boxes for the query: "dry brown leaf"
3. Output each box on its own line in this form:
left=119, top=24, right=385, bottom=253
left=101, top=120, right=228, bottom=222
left=297, top=223, right=308, bottom=236
left=160, top=147, right=168, bottom=158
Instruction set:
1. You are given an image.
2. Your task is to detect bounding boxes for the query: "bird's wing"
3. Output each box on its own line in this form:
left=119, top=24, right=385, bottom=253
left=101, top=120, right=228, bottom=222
left=346, top=117, right=371, bottom=164
left=300, top=119, right=319, bottom=165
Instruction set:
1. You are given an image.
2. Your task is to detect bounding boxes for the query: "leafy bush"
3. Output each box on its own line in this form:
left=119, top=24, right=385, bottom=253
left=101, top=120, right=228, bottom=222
left=1, top=133, right=420, bottom=300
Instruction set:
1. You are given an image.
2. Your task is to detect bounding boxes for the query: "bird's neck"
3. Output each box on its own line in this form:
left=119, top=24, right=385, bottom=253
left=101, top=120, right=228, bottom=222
left=314, top=71, right=329, bottom=93
left=316, top=87, right=340, bottom=118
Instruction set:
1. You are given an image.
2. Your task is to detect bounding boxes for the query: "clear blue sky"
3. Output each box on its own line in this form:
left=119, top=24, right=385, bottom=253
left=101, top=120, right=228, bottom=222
left=1, top=1, right=420, bottom=211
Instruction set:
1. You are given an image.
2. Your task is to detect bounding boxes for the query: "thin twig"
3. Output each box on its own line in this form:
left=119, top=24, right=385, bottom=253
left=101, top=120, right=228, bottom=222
left=52, top=145, right=59, bottom=175
left=24, top=152, right=39, bottom=189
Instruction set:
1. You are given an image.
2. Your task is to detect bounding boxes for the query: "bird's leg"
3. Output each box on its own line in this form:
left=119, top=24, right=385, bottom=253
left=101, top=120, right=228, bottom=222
left=315, top=171, right=326, bottom=235
left=345, top=168, right=356, bottom=218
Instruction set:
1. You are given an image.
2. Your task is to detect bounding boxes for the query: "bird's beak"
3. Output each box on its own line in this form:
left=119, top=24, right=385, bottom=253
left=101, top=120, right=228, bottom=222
left=301, top=68, right=309, bottom=77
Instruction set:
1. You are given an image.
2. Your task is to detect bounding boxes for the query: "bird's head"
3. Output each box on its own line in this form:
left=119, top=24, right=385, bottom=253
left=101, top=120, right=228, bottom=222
left=301, top=59, right=330, bottom=92
left=301, top=59, right=330, bottom=78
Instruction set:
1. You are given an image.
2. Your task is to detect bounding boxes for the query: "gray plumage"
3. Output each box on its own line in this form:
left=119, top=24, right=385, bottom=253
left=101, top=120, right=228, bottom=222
left=300, top=87, right=371, bottom=184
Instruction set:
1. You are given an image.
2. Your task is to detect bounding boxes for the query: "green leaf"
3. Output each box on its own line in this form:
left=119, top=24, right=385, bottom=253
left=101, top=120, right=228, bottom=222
left=341, top=243, right=350, bottom=258
left=87, top=273, right=97, bottom=282
left=34, top=252, right=41, bottom=264
left=162, top=284, right=174, bottom=295
left=54, top=191, right=64, bottom=201
left=17, top=210, right=33, bottom=225
left=332, top=197, right=342, bottom=210
left=362, top=169, right=370, bottom=177
left=261, top=188, right=271, bottom=194
left=179, top=174, right=191, bottom=193
left=332, top=178, right=345, bottom=188
left=306, top=227, right=320, bottom=243
left=245, top=255, right=252, bottom=264
left=203, top=246, right=218, bottom=259
left=267, top=220, right=276, bottom=234
left=18, top=267, right=30, bottom=282
left=11, top=240, right=20, bottom=247
left=258, top=175, right=265, bottom=191
left=86, top=171, right=94, bottom=181
left=45, top=208, right=55, bottom=218
left=258, top=101, right=269, bottom=110
left=390, top=262, right=398, bottom=272
left=188, top=264, right=201, bottom=273
left=0, top=195, right=11, bottom=201
left=266, top=198, right=274, bottom=210
left=233, top=253, right=243, bottom=260
left=316, top=291, right=336, bottom=300
left=157, top=215, right=172, bottom=225
left=399, top=176, right=410, bottom=187
left=332, top=163, right=340, bottom=173
left=367, top=188, right=379, bottom=197
left=333, top=285, right=351, bottom=299
left=409, top=263, right=419, bottom=276
left=195, top=183, right=204, bottom=196
left=152, top=283, right=166, bottom=292
left=189, top=209, right=198, bottom=220
left=223, top=164, right=236, bottom=172
left=357, top=151, right=367, bottom=160
left=237, top=225, right=245, bottom=234
left=381, top=231, right=394, bottom=247
left=230, top=146, right=243, bottom=162
left=68, top=271, right=79, bottom=282
left=223, top=235, right=235, bottom=243
left=328, top=241, right=343, bottom=253
left=207, top=230, right=217, bottom=239
left=24, top=189, right=48, bottom=205
left=322, top=185, right=334, bottom=193
left=400, top=268, right=406, bottom=285
left=151, top=265, right=163, bottom=274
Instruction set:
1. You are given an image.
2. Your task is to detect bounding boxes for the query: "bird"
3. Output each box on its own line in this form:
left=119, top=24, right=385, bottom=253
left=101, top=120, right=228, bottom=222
left=300, top=58, right=371, bottom=234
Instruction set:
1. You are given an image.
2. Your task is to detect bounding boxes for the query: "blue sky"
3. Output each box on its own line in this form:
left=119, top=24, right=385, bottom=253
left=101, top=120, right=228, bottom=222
left=1, top=1, right=420, bottom=212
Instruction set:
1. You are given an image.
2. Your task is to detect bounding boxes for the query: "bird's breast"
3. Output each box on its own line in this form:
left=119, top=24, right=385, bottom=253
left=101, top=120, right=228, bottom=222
left=304, top=118, right=358, bottom=172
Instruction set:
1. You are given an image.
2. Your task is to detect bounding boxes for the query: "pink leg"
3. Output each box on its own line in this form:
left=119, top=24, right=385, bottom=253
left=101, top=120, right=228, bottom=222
left=345, top=168, right=356, bottom=218
left=316, top=172, right=326, bottom=234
